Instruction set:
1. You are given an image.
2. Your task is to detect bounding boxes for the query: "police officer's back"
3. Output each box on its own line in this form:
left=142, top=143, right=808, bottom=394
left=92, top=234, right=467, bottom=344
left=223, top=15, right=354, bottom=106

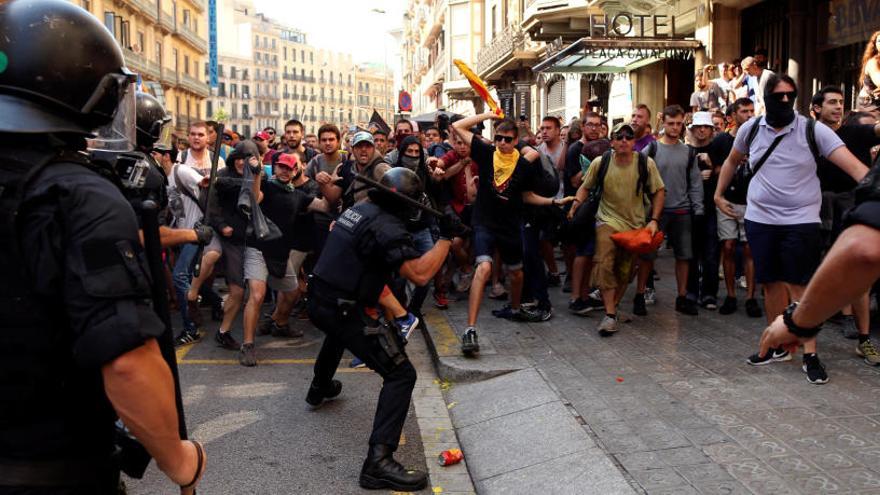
left=0, top=1, right=204, bottom=493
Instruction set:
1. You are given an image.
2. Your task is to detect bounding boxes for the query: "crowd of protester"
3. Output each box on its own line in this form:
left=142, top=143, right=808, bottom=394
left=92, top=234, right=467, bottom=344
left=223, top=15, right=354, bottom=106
left=159, top=43, right=880, bottom=385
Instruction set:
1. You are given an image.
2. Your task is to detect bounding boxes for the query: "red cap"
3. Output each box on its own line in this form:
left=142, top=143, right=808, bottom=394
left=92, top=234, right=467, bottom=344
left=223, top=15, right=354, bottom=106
left=253, top=131, right=270, bottom=141
left=275, top=153, right=299, bottom=169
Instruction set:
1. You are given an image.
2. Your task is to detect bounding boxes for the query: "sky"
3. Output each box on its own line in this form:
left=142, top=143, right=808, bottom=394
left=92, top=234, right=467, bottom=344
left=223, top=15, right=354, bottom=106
left=253, top=0, right=406, bottom=69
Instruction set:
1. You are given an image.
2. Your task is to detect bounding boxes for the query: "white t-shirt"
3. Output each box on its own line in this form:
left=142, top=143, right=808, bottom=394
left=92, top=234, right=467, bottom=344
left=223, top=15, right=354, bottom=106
left=169, top=163, right=204, bottom=229
left=538, top=141, right=565, bottom=198
left=733, top=115, right=844, bottom=225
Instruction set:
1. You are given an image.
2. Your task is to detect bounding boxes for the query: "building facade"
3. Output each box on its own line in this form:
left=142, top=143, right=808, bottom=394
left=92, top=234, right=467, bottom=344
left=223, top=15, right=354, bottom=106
left=355, top=65, right=396, bottom=128
left=72, top=0, right=210, bottom=135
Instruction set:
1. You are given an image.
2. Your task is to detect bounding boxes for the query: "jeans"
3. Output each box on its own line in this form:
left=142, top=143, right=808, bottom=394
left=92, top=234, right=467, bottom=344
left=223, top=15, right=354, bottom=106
left=687, top=212, right=719, bottom=301
left=521, top=222, right=550, bottom=309
left=173, top=243, right=199, bottom=333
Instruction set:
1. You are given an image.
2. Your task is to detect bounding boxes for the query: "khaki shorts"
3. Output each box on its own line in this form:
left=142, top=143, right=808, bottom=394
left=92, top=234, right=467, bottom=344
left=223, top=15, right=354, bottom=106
left=592, top=223, right=636, bottom=290
left=717, top=203, right=747, bottom=242
left=244, top=247, right=299, bottom=292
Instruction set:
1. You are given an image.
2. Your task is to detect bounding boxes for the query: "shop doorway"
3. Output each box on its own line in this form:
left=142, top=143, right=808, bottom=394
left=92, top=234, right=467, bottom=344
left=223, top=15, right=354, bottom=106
left=666, top=58, right=696, bottom=110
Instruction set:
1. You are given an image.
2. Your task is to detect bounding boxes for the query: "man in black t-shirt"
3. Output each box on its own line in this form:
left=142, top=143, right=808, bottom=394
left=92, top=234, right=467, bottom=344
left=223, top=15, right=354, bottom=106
left=811, top=86, right=880, bottom=361
left=451, top=114, right=573, bottom=356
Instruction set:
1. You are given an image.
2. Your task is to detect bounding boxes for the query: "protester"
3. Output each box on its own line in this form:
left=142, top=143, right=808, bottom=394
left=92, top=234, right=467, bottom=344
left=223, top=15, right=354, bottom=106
left=857, top=30, right=880, bottom=115
left=690, top=69, right=725, bottom=112
left=686, top=111, right=720, bottom=310
left=631, top=104, right=656, bottom=151
left=741, top=56, right=775, bottom=115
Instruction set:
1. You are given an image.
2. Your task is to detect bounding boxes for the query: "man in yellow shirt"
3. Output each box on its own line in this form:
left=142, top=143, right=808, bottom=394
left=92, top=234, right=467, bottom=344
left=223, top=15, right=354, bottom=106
left=571, top=123, right=666, bottom=336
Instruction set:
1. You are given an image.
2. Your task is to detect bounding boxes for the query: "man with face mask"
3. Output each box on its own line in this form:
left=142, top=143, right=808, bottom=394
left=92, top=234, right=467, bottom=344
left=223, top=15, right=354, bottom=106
left=715, top=74, right=869, bottom=384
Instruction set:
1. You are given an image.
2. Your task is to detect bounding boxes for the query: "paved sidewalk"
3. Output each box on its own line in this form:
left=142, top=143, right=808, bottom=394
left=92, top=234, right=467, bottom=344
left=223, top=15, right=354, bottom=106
left=424, top=251, right=880, bottom=494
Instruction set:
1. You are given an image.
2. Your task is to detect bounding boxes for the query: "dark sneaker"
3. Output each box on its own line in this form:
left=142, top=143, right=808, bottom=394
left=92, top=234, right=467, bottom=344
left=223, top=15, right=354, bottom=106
left=257, top=316, right=274, bottom=336
left=349, top=357, right=366, bottom=369
left=719, top=296, right=737, bottom=315
left=700, top=296, right=718, bottom=310
left=461, top=327, right=479, bottom=356
left=271, top=321, right=304, bottom=338
left=802, top=354, right=829, bottom=384
left=675, top=296, right=698, bottom=316
left=644, top=287, right=657, bottom=305
left=513, top=306, right=543, bottom=323
left=633, top=293, right=647, bottom=316
left=396, top=313, right=419, bottom=342
left=492, top=304, right=515, bottom=319
left=569, top=299, right=592, bottom=316
left=747, top=348, right=792, bottom=366
left=174, top=330, right=201, bottom=347
left=547, top=273, right=561, bottom=287
left=745, top=298, right=763, bottom=318
left=841, top=315, right=860, bottom=340
left=239, top=343, right=257, bottom=367
left=538, top=307, right=553, bottom=321
left=186, top=298, right=203, bottom=328
left=306, top=379, right=343, bottom=408
left=215, top=329, right=240, bottom=350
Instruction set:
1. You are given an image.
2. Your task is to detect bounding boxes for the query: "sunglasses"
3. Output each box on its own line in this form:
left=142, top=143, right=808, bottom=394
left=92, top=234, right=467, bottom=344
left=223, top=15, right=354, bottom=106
left=613, top=133, right=635, bottom=141
left=223, top=135, right=233, bottom=141
left=770, top=91, right=797, bottom=101
left=494, top=135, right=515, bottom=143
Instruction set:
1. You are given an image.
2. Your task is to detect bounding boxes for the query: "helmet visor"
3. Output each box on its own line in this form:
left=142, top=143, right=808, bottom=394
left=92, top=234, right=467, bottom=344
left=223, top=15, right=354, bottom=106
left=87, top=82, right=136, bottom=152
left=152, top=119, right=174, bottom=151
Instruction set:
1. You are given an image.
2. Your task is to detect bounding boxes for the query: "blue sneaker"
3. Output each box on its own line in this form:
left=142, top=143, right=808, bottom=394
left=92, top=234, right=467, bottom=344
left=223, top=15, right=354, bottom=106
left=349, top=357, right=366, bottom=369
left=492, top=304, right=515, bottom=319
left=396, top=313, right=420, bottom=342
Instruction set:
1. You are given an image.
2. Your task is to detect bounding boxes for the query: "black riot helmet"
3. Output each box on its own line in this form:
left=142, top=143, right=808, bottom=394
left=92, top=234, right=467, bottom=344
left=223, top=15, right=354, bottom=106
left=0, top=0, right=136, bottom=135
left=135, top=92, right=172, bottom=151
left=368, top=167, right=429, bottom=223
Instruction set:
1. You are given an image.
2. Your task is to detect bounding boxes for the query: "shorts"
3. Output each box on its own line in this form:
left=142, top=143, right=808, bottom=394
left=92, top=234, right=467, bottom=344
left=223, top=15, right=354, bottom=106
left=717, top=203, right=747, bottom=242
left=641, top=212, right=693, bottom=261
left=205, top=238, right=245, bottom=288
left=575, top=238, right=596, bottom=257
left=243, top=246, right=299, bottom=292
left=473, top=223, right=523, bottom=270
left=845, top=199, right=880, bottom=231
left=745, top=220, right=821, bottom=285
left=593, top=223, right=636, bottom=290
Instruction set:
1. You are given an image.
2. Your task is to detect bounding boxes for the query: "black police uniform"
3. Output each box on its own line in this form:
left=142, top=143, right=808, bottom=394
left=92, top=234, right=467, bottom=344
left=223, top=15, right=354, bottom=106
left=308, top=201, right=421, bottom=447
left=0, top=140, right=165, bottom=494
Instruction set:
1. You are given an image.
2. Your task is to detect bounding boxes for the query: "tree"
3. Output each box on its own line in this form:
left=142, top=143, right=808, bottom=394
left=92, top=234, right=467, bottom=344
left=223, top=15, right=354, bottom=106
left=211, top=107, right=229, bottom=122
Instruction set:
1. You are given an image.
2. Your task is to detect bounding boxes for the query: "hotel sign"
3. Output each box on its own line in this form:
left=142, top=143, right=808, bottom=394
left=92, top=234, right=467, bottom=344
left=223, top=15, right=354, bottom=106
left=587, top=13, right=680, bottom=39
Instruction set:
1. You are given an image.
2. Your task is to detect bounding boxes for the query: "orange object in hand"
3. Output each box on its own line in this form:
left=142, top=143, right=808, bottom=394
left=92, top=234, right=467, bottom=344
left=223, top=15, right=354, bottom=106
left=453, top=59, right=505, bottom=119
left=610, top=227, right=665, bottom=255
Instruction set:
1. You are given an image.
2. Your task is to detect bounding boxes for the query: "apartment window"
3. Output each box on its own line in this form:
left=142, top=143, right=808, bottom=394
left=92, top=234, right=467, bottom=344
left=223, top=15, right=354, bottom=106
left=81, top=0, right=92, bottom=12
left=218, top=64, right=224, bottom=77
left=103, top=11, right=114, bottom=34
left=172, top=48, right=179, bottom=72
left=255, top=35, right=259, bottom=47
left=231, top=66, right=237, bottom=79
left=283, top=47, right=287, bottom=61
left=184, top=55, right=190, bottom=76
left=243, top=85, right=250, bottom=97
left=309, top=52, right=313, bottom=64
left=292, top=50, right=296, bottom=62
left=491, top=5, right=497, bottom=38
left=135, top=31, right=145, bottom=53
left=263, top=36, right=267, bottom=48
left=218, top=82, right=226, bottom=97
left=271, top=39, right=276, bottom=49
left=231, top=83, right=237, bottom=97
left=182, top=9, right=191, bottom=28
left=155, top=41, right=162, bottom=65
left=206, top=100, right=213, bottom=117
left=243, top=125, right=251, bottom=137
left=365, top=83, right=370, bottom=93
left=242, top=104, right=249, bottom=117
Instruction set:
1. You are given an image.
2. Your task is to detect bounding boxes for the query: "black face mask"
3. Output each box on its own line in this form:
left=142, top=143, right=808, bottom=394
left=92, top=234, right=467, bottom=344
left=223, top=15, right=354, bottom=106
left=764, top=92, right=796, bottom=128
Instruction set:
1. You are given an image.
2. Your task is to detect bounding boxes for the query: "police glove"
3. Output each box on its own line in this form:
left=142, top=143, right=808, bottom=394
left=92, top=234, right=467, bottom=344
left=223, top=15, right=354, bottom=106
left=193, top=223, right=214, bottom=244
left=438, top=214, right=466, bottom=241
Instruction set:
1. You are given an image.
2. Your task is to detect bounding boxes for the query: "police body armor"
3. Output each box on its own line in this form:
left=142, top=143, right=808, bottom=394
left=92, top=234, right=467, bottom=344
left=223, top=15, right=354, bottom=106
left=0, top=147, right=142, bottom=486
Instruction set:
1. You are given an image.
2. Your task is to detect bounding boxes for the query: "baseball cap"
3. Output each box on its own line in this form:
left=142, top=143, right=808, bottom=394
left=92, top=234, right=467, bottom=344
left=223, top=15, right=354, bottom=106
left=351, top=131, right=375, bottom=147
left=688, top=111, right=714, bottom=129
left=253, top=131, right=270, bottom=141
left=611, top=122, right=635, bottom=136
left=275, top=153, right=299, bottom=169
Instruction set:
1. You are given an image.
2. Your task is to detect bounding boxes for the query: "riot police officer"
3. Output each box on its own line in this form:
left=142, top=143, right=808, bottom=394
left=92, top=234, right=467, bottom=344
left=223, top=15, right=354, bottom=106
left=306, top=167, right=456, bottom=491
left=0, top=1, right=204, bottom=493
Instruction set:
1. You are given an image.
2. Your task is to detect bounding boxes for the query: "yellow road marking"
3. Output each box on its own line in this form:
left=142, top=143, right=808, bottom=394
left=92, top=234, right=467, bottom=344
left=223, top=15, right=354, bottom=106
left=423, top=310, right=459, bottom=356
left=175, top=343, right=196, bottom=362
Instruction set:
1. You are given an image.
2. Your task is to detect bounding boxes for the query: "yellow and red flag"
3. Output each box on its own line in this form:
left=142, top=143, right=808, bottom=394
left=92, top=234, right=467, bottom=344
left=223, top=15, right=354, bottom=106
left=453, top=59, right=504, bottom=119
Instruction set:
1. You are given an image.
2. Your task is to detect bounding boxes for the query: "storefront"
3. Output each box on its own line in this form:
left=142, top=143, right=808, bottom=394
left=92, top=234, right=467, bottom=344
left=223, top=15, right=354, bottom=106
left=819, top=0, right=879, bottom=109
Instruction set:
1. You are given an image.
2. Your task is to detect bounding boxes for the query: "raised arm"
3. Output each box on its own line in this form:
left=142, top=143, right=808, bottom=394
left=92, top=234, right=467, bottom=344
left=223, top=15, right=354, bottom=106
left=452, top=111, right=498, bottom=146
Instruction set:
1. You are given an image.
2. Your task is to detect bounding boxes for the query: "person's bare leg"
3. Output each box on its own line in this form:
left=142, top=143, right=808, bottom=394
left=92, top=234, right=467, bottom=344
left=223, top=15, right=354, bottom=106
left=744, top=244, right=757, bottom=299
left=571, top=255, right=587, bottom=301
left=508, top=268, right=524, bottom=310
left=452, top=237, right=472, bottom=272
left=219, top=284, right=244, bottom=332
left=540, top=240, right=558, bottom=277
left=636, top=259, right=653, bottom=294
left=786, top=283, right=815, bottom=355
left=271, top=290, right=298, bottom=327
left=468, top=262, right=492, bottom=326
left=855, top=292, right=871, bottom=336
left=186, top=250, right=221, bottom=301
left=675, top=259, right=689, bottom=297
left=242, top=280, right=267, bottom=345
left=379, top=288, right=408, bottom=320
left=722, top=240, right=737, bottom=298
left=601, top=287, right=617, bottom=315
left=763, top=282, right=789, bottom=325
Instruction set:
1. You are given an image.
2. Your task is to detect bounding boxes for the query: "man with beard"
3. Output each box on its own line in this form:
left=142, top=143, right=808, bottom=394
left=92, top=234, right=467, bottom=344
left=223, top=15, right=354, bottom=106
left=631, top=104, right=656, bottom=152
left=280, top=118, right=317, bottom=166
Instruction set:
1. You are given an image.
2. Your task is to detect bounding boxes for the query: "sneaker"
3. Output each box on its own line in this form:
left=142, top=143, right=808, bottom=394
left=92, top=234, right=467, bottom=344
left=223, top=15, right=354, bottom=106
left=644, top=287, right=657, bottom=305
left=174, top=330, right=200, bottom=347
left=186, top=298, right=203, bottom=328
left=305, top=379, right=343, bottom=408
left=396, top=313, right=420, bottom=342
left=745, top=298, right=763, bottom=318
left=461, top=327, right=479, bottom=356
left=512, top=306, right=543, bottom=323
left=271, top=321, right=304, bottom=338
left=802, top=354, right=829, bottom=384
left=547, top=273, right=561, bottom=287
left=598, top=315, right=619, bottom=336
left=569, top=298, right=594, bottom=316
left=455, top=270, right=473, bottom=293
left=492, top=304, right=515, bottom=319
left=675, top=296, right=698, bottom=316
left=746, top=348, right=792, bottom=366
left=633, top=293, right=647, bottom=316
left=738, top=276, right=748, bottom=289
left=433, top=291, right=449, bottom=310
left=257, top=316, right=274, bottom=336
left=719, top=296, right=737, bottom=315
left=239, top=343, right=257, bottom=367
left=841, top=315, right=860, bottom=340
left=537, top=307, right=553, bottom=321
left=489, top=283, right=508, bottom=300
left=521, top=300, right=539, bottom=310
left=857, top=339, right=880, bottom=366
left=589, top=288, right=603, bottom=303
left=349, top=357, right=366, bottom=369
left=700, top=296, right=718, bottom=310
left=215, top=329, right=240, bottom=350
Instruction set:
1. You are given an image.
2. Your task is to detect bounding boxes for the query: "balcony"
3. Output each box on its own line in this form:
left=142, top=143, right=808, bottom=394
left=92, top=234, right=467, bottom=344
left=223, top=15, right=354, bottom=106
left=127, top=0, right=158, bottom=21
left=475, top=26, right=539, bottom=82
left=190, top=0, right=205, bottom=12
left=124, top=47, right=161, bottom=81
left=179, top=73, right=210, bottom=98
left=158, top=10, right=174, bottom=34
left=175, top=23, right=208, bottom=54
left=309, top=95, right=316, bottom=102
left=159, top=67, right=178, bottom=86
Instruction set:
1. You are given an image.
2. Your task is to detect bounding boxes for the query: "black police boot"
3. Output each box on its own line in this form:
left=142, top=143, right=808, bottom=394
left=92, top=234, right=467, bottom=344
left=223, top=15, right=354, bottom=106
left=305, top=379, right=342, bottom=408
left=359, top=444, right=428, bottom=491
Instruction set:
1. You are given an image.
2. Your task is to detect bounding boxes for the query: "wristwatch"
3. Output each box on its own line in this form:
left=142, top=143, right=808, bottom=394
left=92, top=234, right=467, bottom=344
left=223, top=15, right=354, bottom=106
left=782, top=302, right=822, bottom=338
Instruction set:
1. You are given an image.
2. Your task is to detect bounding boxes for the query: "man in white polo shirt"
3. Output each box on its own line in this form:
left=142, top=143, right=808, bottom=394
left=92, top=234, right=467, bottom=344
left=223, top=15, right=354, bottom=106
left=714, top=74, right=868, bottom=384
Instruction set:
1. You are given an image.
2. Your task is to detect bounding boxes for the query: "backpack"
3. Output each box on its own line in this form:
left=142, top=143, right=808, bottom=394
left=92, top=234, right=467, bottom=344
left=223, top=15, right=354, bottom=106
left=643, top=140, right=696, bottom=209
left=533, top=151, right=561, bottom=198
left=744, top=116, right=821, bottom=180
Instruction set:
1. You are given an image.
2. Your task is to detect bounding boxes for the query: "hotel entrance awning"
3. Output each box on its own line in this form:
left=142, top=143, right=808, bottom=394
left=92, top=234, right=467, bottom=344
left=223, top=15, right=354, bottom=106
left=533, top=38, right=702, bottom=74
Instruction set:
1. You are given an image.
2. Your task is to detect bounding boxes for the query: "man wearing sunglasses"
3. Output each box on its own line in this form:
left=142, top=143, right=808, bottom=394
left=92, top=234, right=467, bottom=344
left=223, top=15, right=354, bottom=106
left=451, top=113, right=575, bottom=356
left=571, top=123, right=666, bottom=336
left=715, top=74, right=868, bottom=384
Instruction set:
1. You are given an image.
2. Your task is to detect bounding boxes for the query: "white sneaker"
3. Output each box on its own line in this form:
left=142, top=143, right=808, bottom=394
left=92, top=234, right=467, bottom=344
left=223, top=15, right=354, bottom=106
left=644, top=288, right=657, bottom=305
left=455, top=270, right=473, bottom=293
left=738, top=276, right=748, bottom=289
left=598, top=315, right=618, bottom=336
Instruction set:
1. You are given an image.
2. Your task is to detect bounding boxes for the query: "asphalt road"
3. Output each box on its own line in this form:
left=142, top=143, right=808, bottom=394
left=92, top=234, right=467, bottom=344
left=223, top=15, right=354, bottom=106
left=125, top=308, right=430, bottom=495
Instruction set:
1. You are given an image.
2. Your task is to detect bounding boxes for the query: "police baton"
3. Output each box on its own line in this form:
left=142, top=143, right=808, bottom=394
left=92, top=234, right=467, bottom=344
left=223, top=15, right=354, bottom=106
left=351, top=173, right=444, bottom=217
left=192, top=123, right=224, bottom=277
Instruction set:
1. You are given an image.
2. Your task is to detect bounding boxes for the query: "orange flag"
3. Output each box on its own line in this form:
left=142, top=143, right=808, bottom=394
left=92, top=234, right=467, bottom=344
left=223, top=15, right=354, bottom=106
left=453, top=59, right=505, bottom=119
